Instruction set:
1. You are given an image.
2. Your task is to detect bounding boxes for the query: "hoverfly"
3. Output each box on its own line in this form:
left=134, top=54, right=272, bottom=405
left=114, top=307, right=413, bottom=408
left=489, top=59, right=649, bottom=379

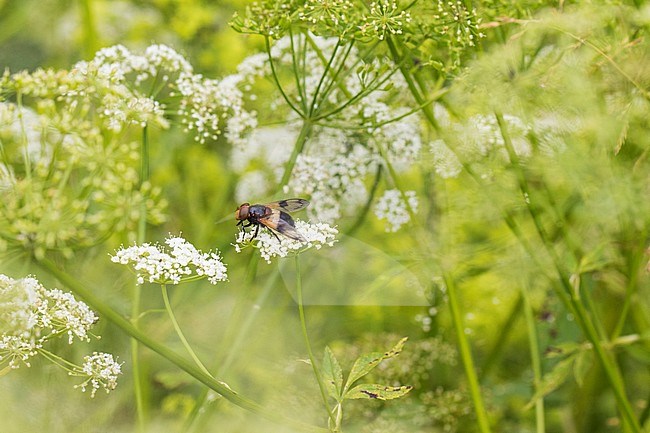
left=235, top=198, right=309, bottom=242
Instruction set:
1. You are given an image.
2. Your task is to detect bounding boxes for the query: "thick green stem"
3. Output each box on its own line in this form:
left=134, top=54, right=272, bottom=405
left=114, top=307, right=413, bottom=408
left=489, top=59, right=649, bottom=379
left=279, top=119, right=313, bottom=188
left=442, top=273, right=492, bottom=433
left=130, top=125, right=150, bottom=431
left=36, top=258, right=327, bottom=433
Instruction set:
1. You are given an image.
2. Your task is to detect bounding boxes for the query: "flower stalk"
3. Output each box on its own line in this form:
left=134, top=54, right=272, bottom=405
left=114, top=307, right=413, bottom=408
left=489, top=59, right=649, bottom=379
left=161, top=284, right=212, bottom=377
left=442, top=273, right=493, bottom=433
left=131, top=124, right=150, bottom=431
left=295, top=255, right=337, bottom=429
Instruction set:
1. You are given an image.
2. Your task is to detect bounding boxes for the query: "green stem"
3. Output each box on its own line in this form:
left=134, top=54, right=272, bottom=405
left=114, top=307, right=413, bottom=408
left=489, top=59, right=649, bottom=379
left=310, top=40, right=356, bottom=116
left=345, top=165, right=382, bottom=236
left=265, top=36, right=304, bottom=116
left=304, top=34, right=352, bottom=100
left=183, top=252, right=262, bottom=433
left=295, top=256, right=336, bottom=429
left=611, top=237, right=646, bottom=340
left=38, top=348, right=78, bottom=371
left=495, top=112, right=641, bottom=432
left=161, top=284, right=212, bottom=377
left=36, top=258, right=327, bottom=433
left=384, top=39, right=493, bottom=433
left=130, top=125, right=150, bottom=432
left=289, top=29, right=308, bottom=113
left=521, top=282, right=545, bottom=433
left=279, top=119, right=312, bottom=188
left=442, top=273, right=492, bottom=433
left=374, top=139, right=417, bottom=223
left=307, top=38, right=342, bottom=117
left=79, top=0, right=98, bottom=58
left=385, top=37, right=439, bottom=131
left=480, top=294, right=523, bottom=380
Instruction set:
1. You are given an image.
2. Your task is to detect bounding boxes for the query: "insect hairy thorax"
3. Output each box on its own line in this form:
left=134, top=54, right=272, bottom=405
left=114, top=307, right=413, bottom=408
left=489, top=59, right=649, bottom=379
left=247, top=204, right=272, bottom=221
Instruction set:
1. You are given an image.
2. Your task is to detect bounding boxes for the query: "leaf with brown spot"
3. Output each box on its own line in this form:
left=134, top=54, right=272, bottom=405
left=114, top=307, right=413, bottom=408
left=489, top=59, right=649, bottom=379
left=345, top=384, right=413, bottom=401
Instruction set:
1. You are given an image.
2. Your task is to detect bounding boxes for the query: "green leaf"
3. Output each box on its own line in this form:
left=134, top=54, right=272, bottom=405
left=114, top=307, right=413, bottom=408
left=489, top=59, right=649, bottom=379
left=322, top=346, right=343, bottom=401
left=573, top=349, right=593, bottom=387
left=345, top=384, right=413, bottom=401
left=545, top=341, right=582, bottom=358
left=524, top=355, right=574, bottom=410
left=344, top=337, right=407, bottom=391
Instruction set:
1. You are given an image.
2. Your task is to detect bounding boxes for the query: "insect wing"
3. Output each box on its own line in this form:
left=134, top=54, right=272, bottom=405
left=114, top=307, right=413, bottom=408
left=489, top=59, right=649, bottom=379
left=264, top=198, right=309, bottom=213
left=258, top=209, right=306, bottom=242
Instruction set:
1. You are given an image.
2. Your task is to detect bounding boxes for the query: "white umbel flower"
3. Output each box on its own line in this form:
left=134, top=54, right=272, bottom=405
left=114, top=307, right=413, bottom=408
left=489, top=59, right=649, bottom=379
left=234, top=220, right=338, bottom=264
left=111, top=235, right=228, bottom=285
left=74, top=352, right=123, bottom=398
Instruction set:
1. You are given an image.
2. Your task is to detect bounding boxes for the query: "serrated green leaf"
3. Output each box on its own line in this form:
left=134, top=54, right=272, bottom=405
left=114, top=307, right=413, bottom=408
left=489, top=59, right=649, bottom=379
left=345, top=384, right=413, bottom=401
left=344, top=337, right=408, bottom=391
left=524, top=355, right=575, bottom=410
left=322, top=346, right=343, bottom=401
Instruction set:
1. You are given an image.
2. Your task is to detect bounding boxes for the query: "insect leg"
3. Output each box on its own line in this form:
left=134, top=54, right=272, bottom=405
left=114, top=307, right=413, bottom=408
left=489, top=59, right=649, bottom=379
left=269, top=229, right=281, bottom=243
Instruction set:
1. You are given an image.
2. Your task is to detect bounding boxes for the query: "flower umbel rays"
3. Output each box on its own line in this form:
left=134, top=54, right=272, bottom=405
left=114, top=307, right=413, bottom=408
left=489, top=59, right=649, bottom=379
left=234, top=220, right=338, bottom=264
left=111, top=235, right=228, bottom=285
left=359, top=0, right=412, bottom=41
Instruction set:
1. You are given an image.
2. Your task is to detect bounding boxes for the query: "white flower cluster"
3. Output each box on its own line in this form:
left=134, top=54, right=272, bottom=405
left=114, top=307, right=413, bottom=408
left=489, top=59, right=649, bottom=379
left=39, top=288, right=98, bottom=344
left=231, top=36, right=421, bottom=225
left=74, top=352, right=123, bottom=398
left=111, top=235, right=228, bottom=285
left=288, top=130, right=375, bottom=222
left=234, top=220, right=338, bottom=264
left=374, top=189, right=419, bottom=232
left=0, top=275, right=120, bottom=399
left=76, top=44, right=257, bottom=144
left=0, top=274, right=98, bottom=370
